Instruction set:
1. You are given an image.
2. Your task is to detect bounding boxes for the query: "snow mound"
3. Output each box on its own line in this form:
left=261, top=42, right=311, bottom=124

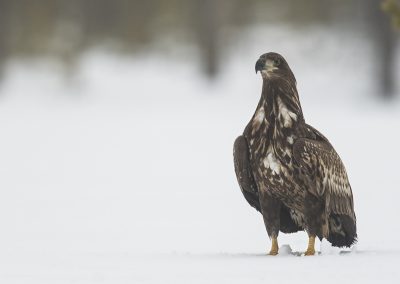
left=279, top=244, right=293, bottom=255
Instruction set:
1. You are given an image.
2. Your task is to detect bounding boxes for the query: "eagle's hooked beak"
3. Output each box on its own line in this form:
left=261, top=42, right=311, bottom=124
left=255, top=58, right=265, bottom=73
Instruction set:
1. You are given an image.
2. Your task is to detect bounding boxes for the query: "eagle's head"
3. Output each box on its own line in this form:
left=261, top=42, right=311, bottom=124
left=255, top=52, right=295, bottom=83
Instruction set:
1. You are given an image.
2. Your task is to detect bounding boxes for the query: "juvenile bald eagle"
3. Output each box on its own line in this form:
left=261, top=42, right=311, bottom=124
left=233, top=52, right=357, bottom=255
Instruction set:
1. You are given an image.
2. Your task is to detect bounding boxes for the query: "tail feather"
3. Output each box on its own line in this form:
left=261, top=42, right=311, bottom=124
left=327, top=214, right=357, bottom=248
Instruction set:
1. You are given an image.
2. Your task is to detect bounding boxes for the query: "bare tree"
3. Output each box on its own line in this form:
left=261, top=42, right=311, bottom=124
left=193, top=0, right=221, bottom=78
left=365, top=0, right=398, bottom=98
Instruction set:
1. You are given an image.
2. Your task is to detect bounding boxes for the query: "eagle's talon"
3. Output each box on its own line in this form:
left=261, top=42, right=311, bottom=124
left=304, top=248, right=315, bottom=256
left=304, top=236, right=316, bottom=256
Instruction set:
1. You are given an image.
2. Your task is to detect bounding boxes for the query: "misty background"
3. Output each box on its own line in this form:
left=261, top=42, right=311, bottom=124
left=0, top=1, right=399, bottom=283
left=0, top=0, right=398, bottom=96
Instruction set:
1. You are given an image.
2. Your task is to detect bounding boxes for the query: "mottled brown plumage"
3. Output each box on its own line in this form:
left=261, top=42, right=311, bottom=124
left=233, top=52, right=357, bottom=254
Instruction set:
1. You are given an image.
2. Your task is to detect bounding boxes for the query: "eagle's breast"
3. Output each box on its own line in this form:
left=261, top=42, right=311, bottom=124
left=244, top=87, right=307, bottom=209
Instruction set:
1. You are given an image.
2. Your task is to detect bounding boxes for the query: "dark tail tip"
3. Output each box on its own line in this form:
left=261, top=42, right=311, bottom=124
left=327, top=214, right=357, bottom=248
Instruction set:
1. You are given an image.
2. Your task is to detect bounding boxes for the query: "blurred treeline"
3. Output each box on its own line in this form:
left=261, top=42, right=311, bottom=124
left=0, top=0, right=398, bottom=96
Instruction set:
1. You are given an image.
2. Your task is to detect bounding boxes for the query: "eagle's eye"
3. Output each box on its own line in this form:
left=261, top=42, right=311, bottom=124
left=274, top=59, right=281, bottom=66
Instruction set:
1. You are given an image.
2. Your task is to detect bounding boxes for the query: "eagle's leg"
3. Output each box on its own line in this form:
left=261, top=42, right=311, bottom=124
left=304, top=235, right=316, bottom=256
left=269, top=237, right=279, bottom=255
left=259, top=191, right=281, bottom=255
left=303, top=192, right=323, bottom=256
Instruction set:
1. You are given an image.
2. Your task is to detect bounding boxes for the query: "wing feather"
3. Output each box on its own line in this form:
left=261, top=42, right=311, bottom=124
left=233, top=136, right=261, bottom=212
left=293, top=137, right=355, bottom=220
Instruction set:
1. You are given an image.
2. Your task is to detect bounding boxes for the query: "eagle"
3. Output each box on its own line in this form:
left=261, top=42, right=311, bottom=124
left=233, top=52, right=357, bottom=255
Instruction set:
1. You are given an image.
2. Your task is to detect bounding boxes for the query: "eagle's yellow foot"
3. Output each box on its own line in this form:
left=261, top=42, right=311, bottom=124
left=304, top=236, right=316, bottom=256
left=304, top=247, right=315, bottom=256
left=268, top=237, right=279, bottom=255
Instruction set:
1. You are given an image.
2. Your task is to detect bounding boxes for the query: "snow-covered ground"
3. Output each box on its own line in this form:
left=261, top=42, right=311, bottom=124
left=0, top=26, right=399, bottom=283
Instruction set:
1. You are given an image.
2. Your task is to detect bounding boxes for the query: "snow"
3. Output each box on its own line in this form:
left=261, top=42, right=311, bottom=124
left=0, top=26, right=399, bottom=283
left=2, top=250, right=399, bottom=284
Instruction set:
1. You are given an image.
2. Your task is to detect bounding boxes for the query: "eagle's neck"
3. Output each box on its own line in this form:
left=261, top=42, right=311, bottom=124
left=261, top=78, right=303, bottom=122
left=245, top=78, right=304, bottom=158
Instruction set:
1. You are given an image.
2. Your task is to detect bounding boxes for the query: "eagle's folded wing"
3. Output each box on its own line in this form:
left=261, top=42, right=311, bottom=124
left=293, top=138, right=356, bottom=220
left=233, top=136, right=261, bottom=212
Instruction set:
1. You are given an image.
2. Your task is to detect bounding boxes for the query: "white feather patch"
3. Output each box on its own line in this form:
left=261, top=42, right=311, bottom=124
left=277, top=97, right=297, bottom=128
left=263, top=152, right=281, bottom=175
left=254, top=107, right=265, bottom=123
left=287, top=136, right=294, bottom=144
